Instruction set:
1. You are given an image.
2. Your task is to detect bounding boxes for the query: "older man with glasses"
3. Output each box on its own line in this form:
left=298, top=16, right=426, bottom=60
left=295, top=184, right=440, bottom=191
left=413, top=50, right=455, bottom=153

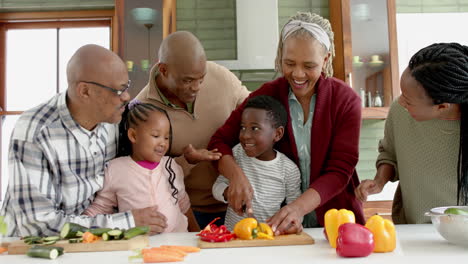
left=1, top=44, right=168, bottom=236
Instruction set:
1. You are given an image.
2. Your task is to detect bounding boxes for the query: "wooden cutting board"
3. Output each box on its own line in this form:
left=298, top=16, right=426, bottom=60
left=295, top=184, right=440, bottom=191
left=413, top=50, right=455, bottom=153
left=198, top=232, right=314, bottom=248
left=7, top=235, right=149, bottom=254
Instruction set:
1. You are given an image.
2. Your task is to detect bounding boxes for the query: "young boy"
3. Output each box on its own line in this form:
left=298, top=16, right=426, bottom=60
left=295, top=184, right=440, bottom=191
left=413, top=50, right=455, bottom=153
left=212, top=95, right=302, bottom=230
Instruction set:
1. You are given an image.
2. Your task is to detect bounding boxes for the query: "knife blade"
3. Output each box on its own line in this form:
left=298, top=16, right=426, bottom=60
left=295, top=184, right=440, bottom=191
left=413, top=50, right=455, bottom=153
left=242, top=204, right=263, bottom=233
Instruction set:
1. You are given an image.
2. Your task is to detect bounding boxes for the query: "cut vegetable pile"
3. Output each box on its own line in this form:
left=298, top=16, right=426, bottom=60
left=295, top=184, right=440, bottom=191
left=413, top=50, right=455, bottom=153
left=196, top=217, right=236, bottom=242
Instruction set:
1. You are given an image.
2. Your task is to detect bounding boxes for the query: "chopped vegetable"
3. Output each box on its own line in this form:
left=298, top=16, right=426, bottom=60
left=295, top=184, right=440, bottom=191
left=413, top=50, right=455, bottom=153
left=160, top=245, right=201, bottom=253
left=324, top=208, right=356, bottom=248
left=68, top=238, right=83, bottom=243
left=88, top=228, right=113, bottom=236
left=233, top=218, right=274, bottom=240
left=108, top=229, right=124, bottom=240
left=60, top=222, right=88, bottom=239
left=143, top=251, right=184, bottom=263
left=124, top=226, right=149, bottom=240
left=444, top=207, right=468, bottom=215
left=0, top=247, right=7, bottom=254
left=142, top=247, right=186, bottom=258
left=196, top=217, right=236, bottom=242
left=336, top=223, right=374, bottom=257
left=26, top=245, right=63, bottom=260
left=82, top=231, right=99, bottom=243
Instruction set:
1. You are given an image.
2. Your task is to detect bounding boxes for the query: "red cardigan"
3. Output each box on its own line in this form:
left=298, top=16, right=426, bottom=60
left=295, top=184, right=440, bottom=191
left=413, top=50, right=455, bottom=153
left=208, top=75, right=365, bottom=226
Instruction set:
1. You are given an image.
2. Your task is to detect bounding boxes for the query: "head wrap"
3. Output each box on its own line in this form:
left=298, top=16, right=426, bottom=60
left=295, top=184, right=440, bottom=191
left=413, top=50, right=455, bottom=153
left=282, top=20, right=330, bottom=51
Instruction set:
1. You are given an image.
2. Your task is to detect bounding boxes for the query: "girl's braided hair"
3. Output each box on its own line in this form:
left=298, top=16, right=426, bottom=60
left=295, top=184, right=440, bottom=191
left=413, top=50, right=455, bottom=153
left=408, top=42, right=468, bottom=205
left=118, top=100, right=178, bottom=204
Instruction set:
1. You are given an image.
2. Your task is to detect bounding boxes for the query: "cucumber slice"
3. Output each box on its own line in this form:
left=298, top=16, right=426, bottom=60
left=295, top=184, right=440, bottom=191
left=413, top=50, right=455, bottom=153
left=43, top=236, right=60, bottom=242
left=68, top=238, right=83, bottom=243
left=43, top=240, right=57, bottom=245
left=102, top=232, right=111, bottom=241
left=60, top=223, right=88, bottom=239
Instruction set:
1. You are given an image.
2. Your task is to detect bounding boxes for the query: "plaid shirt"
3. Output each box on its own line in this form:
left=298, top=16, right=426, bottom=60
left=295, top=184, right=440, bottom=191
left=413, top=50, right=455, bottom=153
left=0, top=93, right=133, bottom=236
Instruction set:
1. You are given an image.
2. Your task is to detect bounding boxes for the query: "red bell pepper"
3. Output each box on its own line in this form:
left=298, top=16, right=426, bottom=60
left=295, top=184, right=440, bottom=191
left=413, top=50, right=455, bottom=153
left=196, top=217, right=236, bottom=242
left=336, top=223, right=375, bottom=258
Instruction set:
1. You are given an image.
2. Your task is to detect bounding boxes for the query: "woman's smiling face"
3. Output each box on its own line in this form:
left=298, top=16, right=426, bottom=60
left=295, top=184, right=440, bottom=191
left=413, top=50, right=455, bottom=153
left=281, top=35, right=329, bottom=99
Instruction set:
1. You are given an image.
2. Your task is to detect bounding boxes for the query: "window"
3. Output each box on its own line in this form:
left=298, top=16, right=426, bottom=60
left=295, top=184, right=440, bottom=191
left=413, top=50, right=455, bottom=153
left=0, top=12, right=112, bottom=202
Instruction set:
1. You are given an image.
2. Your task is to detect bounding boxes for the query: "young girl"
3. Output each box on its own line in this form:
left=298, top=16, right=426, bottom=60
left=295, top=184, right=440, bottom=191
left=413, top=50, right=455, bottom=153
left=84, top=101, right=191, bottom=232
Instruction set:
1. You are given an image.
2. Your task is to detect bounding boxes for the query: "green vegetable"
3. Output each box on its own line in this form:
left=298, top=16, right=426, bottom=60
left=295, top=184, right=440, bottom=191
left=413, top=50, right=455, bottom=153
left=42, top=240, right=57, bottom=245
left=68, top=238, right=83, bottom=243
left=43, top=236, right=60, bottom=242
left=444, top=207, right=468, bottom=216
left=26, top=245, right=63, bottom=259
left=108, top=229, right=124, bottom=240
left=24, top=236, right=42, bottom=245
left=60, top=223, right=88, bottom=239
left=124, top=226, right=149, bottom=240
left=102, top=232, right=111, bottom=241
left=88, top=228, right=112, bottom=236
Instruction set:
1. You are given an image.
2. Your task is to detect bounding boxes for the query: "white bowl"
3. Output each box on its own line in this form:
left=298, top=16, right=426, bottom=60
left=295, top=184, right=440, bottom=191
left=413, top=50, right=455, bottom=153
left=426, top=206, right=468, bottom=247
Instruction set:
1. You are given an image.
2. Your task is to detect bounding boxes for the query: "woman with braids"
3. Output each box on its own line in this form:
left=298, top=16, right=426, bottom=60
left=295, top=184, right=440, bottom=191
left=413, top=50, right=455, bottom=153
left=84, top=100, right=197, bottom=232
left=355, top=42, right=468, bottom=224
left=208, top=12, right=365, bottom=235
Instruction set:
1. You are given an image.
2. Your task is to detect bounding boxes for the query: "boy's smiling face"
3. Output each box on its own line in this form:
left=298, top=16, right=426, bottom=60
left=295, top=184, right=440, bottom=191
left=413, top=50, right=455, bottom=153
left=239, top=108, right=283, bottom=161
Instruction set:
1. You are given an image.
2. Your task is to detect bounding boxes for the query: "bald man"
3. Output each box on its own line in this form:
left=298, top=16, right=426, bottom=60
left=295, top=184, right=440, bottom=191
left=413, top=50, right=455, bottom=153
left=136, top=31, right=250, bottom=228
left=1, top=44, right=167, bottom=236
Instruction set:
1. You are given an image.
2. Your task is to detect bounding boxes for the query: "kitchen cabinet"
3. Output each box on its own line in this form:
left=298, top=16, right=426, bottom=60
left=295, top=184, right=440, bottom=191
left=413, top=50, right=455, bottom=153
left=330, top=0, right=400, bottom=119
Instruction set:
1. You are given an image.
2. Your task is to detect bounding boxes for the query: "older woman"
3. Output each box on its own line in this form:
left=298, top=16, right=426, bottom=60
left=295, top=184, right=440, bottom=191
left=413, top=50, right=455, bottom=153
left=208, top=12, right=365, bottom=234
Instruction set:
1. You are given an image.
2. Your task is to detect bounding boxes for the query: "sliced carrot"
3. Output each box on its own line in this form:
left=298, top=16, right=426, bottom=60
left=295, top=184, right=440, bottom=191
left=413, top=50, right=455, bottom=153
left=82, top=231, right=99, bottom=243
left=143, top=251, right=184, bottom=263
left=0, top=247, right=7, bottom=254
left=161, top=245, right=201, bottom=253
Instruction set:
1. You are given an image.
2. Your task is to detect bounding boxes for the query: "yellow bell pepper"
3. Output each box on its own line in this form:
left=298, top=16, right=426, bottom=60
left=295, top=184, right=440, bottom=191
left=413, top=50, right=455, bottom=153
left=364, top=215, right=396, bottom=253
left=233, top=218, right=258, bottom=240
left=324, top=209, right=356, bottom=248
left=233, top=218, right=275, bottom=240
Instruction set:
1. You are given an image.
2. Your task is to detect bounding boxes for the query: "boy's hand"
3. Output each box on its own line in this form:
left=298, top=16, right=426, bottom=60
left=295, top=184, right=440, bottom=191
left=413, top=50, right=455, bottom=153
left=183, top=144, right=222, bottom=164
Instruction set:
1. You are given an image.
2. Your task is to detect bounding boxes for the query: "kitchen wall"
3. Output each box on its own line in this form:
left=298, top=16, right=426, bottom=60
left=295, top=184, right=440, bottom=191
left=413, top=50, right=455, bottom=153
left=396, top=0, right=468, bottom=13
left=0, top=0, right=113, bottom=12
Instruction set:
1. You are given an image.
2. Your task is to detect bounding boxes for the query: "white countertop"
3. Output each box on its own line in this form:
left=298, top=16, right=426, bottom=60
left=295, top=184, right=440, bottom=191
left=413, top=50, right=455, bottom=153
left=1, top=224, right=467, bottom=263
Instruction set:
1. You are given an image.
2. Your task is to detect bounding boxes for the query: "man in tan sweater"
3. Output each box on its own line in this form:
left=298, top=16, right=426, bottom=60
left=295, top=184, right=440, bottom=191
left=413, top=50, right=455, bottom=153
left=136, top=31, right=250, bottom=228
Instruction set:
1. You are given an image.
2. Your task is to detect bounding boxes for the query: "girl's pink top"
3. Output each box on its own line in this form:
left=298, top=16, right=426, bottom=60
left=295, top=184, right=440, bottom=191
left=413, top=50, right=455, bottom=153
left=84, top=156, right=190, bottom=232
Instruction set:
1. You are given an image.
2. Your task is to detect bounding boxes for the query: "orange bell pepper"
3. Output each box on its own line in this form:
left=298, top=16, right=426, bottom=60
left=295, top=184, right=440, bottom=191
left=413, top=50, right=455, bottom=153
left=324, top=209, right=356, bottom=248
left=364, top=215, right=396, bottom=253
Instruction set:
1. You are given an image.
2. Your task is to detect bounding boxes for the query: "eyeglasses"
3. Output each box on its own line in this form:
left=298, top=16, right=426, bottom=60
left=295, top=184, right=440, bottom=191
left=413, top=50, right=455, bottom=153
left=81, top=80, right=131, bottom=96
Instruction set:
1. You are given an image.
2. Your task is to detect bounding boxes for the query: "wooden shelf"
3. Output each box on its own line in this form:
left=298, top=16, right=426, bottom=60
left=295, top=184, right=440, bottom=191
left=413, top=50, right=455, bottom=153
left=362, top=107, right=389, bottom=119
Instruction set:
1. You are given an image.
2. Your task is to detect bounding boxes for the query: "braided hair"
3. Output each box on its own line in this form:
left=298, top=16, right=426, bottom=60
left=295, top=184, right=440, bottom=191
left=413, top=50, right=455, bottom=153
left=117, top=101, right=179, bottom=204
left=408, top=42, right=468, bottom=205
